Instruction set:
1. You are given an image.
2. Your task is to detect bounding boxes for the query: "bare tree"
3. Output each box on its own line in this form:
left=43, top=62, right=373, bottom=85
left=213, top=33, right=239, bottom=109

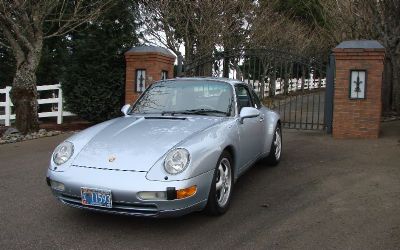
left=367, top=0, right=400, bottom=113
left=247, top=2, right=323, bottom=98
left=248, top=9, right=315, bottom=53
left=139, top=1, right=185, bottom=61
left=319, top=0, right=400, bottom=113
left=139, top=0, right=253, bottom=75
left=318, top=0, right=376, bottom=43
left=0, top=0, right=112, bottom=133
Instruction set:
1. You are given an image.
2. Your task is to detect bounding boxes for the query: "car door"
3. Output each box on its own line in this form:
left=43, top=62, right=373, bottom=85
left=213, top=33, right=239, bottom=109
left=236, top=84, right=264, bottom=172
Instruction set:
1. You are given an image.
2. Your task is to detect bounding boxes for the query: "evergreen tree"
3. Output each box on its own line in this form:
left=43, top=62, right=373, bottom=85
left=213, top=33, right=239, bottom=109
left=36, top=36, right=69, bottom=85
left=272, top=0, right=325, bottom=27
left=63, top=1, right=139, bottom=123
left=1, top=22, right=69, bottom=89
left=0, top=36, right=15, bottom=88
left=1, top=35, right=68, bottom=89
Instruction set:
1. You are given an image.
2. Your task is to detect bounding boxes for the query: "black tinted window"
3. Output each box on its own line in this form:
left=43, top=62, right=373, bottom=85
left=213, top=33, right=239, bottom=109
left=235, top=85, right=253, bottom=112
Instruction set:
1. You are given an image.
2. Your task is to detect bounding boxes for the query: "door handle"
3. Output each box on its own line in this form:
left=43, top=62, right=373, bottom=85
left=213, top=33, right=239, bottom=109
left=259, top=116, right=264, bottom=122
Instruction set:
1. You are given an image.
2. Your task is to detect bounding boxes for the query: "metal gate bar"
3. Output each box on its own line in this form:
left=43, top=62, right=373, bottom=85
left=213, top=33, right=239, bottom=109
left=183, top=49, right=332, bottom=131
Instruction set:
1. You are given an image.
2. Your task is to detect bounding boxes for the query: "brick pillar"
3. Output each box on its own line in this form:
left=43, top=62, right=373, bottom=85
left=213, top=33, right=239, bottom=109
left=124, top=46, right=176, bottom=103
left=332, top=40, right=385, bottom=138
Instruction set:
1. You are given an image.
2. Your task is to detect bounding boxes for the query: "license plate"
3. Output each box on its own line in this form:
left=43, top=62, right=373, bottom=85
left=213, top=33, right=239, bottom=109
left=81, top=187, right=112, bottom=208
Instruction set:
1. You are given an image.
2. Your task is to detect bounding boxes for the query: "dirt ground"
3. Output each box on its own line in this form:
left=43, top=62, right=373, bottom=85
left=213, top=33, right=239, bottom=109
left=0, top=121, right=399, bottom=249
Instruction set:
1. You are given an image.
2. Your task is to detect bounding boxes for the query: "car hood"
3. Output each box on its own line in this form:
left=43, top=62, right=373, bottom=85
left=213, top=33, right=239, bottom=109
left=72, top=115, right=225, bottom=172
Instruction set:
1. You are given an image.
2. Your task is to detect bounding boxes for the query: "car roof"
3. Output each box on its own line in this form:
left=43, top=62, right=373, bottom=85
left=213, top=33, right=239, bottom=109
left=159, top=77, right=244, bottom=87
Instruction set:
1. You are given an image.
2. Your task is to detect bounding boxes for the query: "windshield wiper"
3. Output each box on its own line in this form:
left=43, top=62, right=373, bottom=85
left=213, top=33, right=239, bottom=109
left=162, top=109, right=229, bottom=116
left=185, top=109, right=229, bottom=116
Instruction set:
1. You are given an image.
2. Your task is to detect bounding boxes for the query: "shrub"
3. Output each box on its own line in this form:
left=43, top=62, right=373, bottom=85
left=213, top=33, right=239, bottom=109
left=62, top=1, right=138, bottom=123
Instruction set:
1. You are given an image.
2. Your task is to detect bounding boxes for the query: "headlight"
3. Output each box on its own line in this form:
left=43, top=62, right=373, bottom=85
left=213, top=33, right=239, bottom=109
left=164, top=148, right=190, bottom=175
left=53, top=141, right=74, bottom=165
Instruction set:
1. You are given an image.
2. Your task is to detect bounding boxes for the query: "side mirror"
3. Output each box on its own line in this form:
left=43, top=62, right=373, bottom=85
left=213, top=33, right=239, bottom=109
left=239, top=107, right=260, bottom=124
left=121, top=104, right=131, bottom=116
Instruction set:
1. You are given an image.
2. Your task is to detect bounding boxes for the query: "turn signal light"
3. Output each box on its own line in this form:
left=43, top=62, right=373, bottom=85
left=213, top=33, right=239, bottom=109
left=176, top=185, right=197, bottom=199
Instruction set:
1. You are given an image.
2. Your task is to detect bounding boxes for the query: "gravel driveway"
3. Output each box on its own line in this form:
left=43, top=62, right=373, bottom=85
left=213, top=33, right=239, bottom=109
left=0, top=122, right=399, bottom=249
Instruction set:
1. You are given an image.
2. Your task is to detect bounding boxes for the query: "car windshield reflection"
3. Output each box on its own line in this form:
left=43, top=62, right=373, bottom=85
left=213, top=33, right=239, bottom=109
left=131, top=80, right=234, bottom=117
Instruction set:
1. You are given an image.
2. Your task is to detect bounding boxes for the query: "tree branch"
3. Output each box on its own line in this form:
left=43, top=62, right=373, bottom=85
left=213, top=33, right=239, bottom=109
left=44, top=0, right=114, bottom=39
left=0, top=22, right=25, bottom=66
left=0, top=10, right=35, bottom=52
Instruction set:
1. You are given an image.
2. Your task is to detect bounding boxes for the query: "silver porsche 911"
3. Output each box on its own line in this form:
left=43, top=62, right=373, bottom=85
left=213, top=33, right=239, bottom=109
left=46, top=77, right=282, bottom=217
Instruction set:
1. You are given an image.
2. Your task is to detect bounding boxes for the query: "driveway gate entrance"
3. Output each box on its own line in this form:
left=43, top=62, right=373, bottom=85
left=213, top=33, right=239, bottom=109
left=180, top=49, right=333, bottom=131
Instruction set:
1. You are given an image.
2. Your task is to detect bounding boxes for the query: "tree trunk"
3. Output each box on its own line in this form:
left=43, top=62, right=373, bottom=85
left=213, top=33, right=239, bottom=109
left=269, top=70, right=276, bottom=97
left=223, top=57, right=230, bottom=78
left=202, top=61, right=213, bottom=76
left=233, top=61, right=242, bottom=80
left=382, top=57, right=393, bottom=114
left=392, top=56, right=400, bottom=113
left=384, top=44, right=400, bottom=113
left=10, top=61, right=39, bottom=134
left=184, top=38, right=194, bottom=75
left=283, top=64, right=290, bottom=95
left=259, top=75, right=265, bottom=99
left=176, top=53, right=184, bottom=77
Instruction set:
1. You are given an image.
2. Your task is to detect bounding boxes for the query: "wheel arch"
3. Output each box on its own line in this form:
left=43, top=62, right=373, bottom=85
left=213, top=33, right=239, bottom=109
left=223, top=145, right=237, bottom=181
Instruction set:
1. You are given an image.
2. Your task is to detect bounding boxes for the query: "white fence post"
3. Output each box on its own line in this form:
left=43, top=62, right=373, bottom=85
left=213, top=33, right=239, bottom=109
left=5, top=86, right=11, bottom=126
left=1, top=84, right=74, bottom=125
left=57, top=85, right=63, bottom=124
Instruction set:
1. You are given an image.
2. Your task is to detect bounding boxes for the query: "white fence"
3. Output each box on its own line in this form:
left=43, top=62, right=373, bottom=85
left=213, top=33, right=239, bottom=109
left=0, top=84, right=75, bottom=126
left=246, top=77, right=327, bottom=96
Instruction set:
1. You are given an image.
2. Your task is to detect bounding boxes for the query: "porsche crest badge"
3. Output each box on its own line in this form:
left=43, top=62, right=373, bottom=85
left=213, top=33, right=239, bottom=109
left=108, top=155, right=116, bottom=162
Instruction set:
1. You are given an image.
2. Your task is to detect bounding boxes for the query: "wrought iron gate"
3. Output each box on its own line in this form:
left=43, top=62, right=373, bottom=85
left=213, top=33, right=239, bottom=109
left=181, top=49, right=332, bottom=131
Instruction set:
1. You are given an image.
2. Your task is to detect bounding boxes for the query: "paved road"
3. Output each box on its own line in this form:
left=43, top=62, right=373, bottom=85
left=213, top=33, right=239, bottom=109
left=1, top=122, right=399, bottom=249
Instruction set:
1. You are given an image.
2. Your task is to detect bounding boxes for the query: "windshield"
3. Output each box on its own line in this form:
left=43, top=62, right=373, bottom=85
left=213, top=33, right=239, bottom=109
left=131, top=80, right=234, bottom=116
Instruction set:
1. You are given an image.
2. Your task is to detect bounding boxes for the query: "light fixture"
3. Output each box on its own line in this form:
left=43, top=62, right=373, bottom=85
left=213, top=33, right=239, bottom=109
left=350, top=70, right=367, bottom=99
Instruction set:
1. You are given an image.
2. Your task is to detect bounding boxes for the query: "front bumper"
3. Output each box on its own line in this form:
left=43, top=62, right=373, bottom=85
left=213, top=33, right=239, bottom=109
left=47, top=166, right=214, bottom=217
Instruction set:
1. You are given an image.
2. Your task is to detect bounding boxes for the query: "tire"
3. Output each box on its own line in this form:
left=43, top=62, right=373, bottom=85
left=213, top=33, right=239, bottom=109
left=205, top=151, right=234, bottom=216
left=265, top=124, right=282, bottom=166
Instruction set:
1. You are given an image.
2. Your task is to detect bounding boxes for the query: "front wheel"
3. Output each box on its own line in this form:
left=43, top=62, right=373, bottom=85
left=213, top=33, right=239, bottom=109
left=265, top=125, right=282, bottom=166
left=205, top=151, right=233, bottom=215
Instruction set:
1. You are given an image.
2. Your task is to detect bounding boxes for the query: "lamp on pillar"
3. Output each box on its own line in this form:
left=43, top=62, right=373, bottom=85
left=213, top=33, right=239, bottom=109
left=349, top=70, right=366, bottom=99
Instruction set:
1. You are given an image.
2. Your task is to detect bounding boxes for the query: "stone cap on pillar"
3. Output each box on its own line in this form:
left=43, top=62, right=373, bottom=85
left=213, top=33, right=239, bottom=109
left=336, top=40, right=384, bottom=49
left=125, top=45, right=176, bottom=58
left=333, top=40, right=385, bottom=60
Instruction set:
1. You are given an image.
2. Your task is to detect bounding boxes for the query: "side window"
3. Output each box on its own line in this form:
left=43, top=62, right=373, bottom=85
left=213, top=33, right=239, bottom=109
left=235, top=85, right=253, bottom=112
left=161, top=70, right=168, bottom=80
left=136, top=69, right=146, bottom=93
left=250, top=89, right=262, bottom=109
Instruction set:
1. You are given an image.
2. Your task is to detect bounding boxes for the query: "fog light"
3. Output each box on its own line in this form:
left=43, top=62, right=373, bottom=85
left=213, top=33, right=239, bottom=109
left=137, top=191, right=167, bottom=201
left=50, top=180, right=65, bottom=191
left=176, top=185, right=197, bottom=199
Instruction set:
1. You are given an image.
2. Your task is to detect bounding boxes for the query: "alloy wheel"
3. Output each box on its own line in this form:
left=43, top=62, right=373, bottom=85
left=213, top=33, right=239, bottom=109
left=215, top=158, right=232, bottom=207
